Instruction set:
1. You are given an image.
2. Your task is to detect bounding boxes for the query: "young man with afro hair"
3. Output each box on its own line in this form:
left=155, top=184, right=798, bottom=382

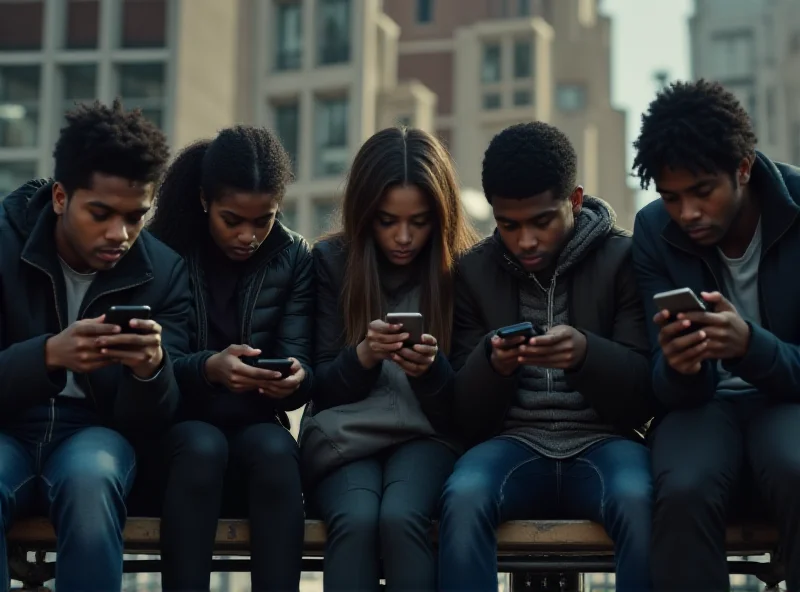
left=0, top=100, right=191, bottom=591
left=437, top=121, right=654, bottom=592
left=632, top=79, right=800, bottom=591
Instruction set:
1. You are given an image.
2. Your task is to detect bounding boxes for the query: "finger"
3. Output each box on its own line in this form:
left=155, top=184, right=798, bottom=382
left=235, top=365, right=283, bottom=381
left=659, top=318, right=697, bottom=341
left=653, top=309, right=672, bottom=326
left=288, top=358, right=302, bottom=373
left=529, top=333, right=569, bottom=347
left=96, top=334, right=161, bottom=348
left=371, top=341, right=405, bottom=353
left=670, top=339, right=709, bottom=366
left=100, top=348, right=153, bottom=362
left=392, top=354, right=426, bottom=374
left=519, top=340, right=573, bottom=357
left=227, top=344, right=261, bottom=357
left=410, top=344, right=437, bottom=357
left=419, top=334, right=437, bottom=346
left=662, top=329, right=707, bottom=356
left=128, top=319, right=162, bottom=334
left=491, top=336, right=525, bottom=350
left=677, top=311, right=727, bottom=326
left=701, top=291, right=734, bottom=313
left=396, top=347, right=432, bottom=365
left=368, top=319, right=400, bottom=333
left=368, top=330, right=409, bottom=344
left=75, top=322, right=121, bottom=336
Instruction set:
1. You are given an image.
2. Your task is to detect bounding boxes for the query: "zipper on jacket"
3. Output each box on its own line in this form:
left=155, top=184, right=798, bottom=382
left=45, top=397, right=55, bottom=443
left=754, top=211, right=798, bottom=330
left=21, top=257, right=65, bottom=331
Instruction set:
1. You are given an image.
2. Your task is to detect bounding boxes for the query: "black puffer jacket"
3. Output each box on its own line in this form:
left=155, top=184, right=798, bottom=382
left=173, top=222, right=314, bottom=429
left=0, top=179, right=191, bottom=429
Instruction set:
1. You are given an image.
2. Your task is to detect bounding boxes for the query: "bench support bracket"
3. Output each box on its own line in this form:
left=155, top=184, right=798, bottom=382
left=510, top=572, right=583, bottom=592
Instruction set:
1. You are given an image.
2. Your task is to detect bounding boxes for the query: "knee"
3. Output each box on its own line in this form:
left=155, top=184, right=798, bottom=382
left=655, top=469, right=722, bottom=518
left=440, top=468, right=497, bottom=522
left=327, top=503, right=379, bottom=543
left=243, top=424, right=299, bottom=463
left=166, top=421, right=228, bottom=486
left=379, top=502, right=431, bottom=544
left=605, top=469, right=653, bottom=518
left=49, top=448, right=133, bottom=506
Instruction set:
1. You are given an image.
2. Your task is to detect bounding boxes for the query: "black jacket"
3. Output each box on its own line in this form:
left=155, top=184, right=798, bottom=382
left=173, top=222, right=314, bottom=428
left=632, top=152, right=800, bottom=412
left=451, top=230, right=653, bottom=444
left=0, top=179, right=190, bottom=429
left=311, top=237, right=454, bottom=433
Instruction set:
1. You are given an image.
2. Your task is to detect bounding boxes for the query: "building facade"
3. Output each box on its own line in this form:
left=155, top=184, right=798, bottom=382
left=690, top=0, right=800, bottom=165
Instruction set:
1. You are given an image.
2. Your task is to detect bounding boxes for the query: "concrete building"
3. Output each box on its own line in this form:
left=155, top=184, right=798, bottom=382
left=0, top=0, right=632, bottom=236
left=690, top=0, right=800, bottom=165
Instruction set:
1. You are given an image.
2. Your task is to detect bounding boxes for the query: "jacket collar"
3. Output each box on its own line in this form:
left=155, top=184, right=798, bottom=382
left=660, top=151, right=800, bottom=256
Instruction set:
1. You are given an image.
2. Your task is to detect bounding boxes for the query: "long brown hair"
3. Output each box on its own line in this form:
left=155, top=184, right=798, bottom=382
left=331, top=127, right=479, bottom=354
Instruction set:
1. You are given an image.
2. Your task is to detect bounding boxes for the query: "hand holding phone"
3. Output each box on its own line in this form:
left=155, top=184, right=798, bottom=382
left=489, top=322, right=542, bottom=376
left=95, top=305, right=163, bottom=378
left=385, top=313, right=424, bottom=347
left=206, top=345, right=303, bottom=395
left=356, top=317, right=411, bottom=369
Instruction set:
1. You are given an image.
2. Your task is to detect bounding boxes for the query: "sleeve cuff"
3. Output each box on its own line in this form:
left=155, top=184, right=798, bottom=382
left=408, top=352, right=450, bottom=396
left=722, top=322, right=777, bottom=380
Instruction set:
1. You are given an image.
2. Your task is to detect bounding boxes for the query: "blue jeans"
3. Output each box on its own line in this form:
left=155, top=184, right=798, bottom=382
left=0, top=400, right=136, bottom=592
left=438, top=437, right=652, bottom=592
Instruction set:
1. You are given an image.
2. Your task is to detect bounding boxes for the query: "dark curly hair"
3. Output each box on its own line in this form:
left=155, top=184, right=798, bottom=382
left=148, top=125, right=293, bottom=256
left=482, top=121, right=578, bottom=203
left=53, top=99, right=169, bottom=196
left=633, top=79, right=758, bottom=189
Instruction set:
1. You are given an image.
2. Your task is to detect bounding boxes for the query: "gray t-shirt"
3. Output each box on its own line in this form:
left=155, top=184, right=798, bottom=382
left=58, top=258, right=96, bottom=399
left=716, top=218, right=762, bottom=397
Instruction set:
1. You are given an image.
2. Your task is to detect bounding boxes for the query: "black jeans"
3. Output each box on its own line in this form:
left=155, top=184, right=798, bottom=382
left=159, top=420, right=304, bottom=592
left=651, top=396, right=800, bottom=592
left=312, top=438, right=457, bottom=592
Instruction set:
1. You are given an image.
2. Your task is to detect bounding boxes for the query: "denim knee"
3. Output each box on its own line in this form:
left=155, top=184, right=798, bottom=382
left=440, top=468, right=498, bottom=524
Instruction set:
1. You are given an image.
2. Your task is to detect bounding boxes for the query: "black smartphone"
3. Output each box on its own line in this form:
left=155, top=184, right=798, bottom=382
left=496, top=321, right=545, bottom=341
left=243, top=358, right=294, bottom=379
left=105, top=305, right=152, bottom=333
left=385, top=312, right=424, bottom=347
left=653, top=288, right=707, bottom=315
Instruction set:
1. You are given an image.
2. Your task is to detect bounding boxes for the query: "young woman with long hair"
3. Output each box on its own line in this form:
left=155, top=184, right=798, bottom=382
left=306, top=126, right=479, bottom=591
left=147, top=125, right=312, bottom=592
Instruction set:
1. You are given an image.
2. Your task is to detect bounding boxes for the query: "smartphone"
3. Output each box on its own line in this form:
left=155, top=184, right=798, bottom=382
left=496, top=321, right=545, bottom=342
left=385, top=312, right=424, bottom=347
left=243, top=358, right=294, bottom=379
left=653, top=288, right=707, bottom=316
left=105, top=305, right=152, bottom=333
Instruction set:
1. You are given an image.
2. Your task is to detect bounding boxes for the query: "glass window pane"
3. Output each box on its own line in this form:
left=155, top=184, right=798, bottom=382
left=514, top=40, right=532, bottom=78
left=481, top=44, right=501, bottom=83
left=118, top=64, right=165, bottom=129
left=518, top=0, right=531, bottom=16
left=556, top=84, right=586, bottom=112
left=317, top=0, right=350, bottom=66
left=416, top=0, right=434, bottom=23
left=0, top=161, right=37, bottom=199
left=483, top=93, right=501, bottom=110
left=62, top=64, right=97, bottom=117
left=279, top=201, right=297, bottom=230
left=313, top=201, right=337, bottom=238
left=0, top=1, right=44, bottom=50
left=121, top=0, right=166, bottom=48
left=274, top=102, right=300, bottom=176
left=513, top=89, right=532, bottom=106
left=314, top=96, right=349, bottom=177
left=66, top=0, right=99, bottom=49
left=0, top=66, right=40, bottom=148
left=275, top=1, right=302, bottom=71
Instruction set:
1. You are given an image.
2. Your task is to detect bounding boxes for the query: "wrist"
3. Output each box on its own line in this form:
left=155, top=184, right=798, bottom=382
left=356, top=340, right=380, bottom=369
left=132, top=347, right=163, bottom=379
left=44, top=336, right=63, bottom=371
left=205, top=352, right=223, bottom=384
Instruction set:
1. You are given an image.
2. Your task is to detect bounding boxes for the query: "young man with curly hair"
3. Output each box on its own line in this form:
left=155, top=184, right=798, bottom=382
left=0, top=100, right=190, bottom=591
left=632, top=79, right=800, bottom=591
left=437, top=122, right=654, bottom=592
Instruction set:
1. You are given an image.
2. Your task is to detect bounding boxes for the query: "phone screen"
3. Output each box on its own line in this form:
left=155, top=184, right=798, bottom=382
left=105, top=306, right=152, bottom=333
left=385, top=313, right=424, bottom=346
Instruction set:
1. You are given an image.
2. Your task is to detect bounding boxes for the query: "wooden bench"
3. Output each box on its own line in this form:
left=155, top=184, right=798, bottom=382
left=7, top=518, right=785, bottom=591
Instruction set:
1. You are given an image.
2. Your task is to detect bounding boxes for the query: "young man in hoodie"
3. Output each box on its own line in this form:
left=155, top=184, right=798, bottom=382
left=0, top=100, right=190, bottom=591
left=438, top=122, right=654, bottom=592
left=632, top=80, right=800, bottom=592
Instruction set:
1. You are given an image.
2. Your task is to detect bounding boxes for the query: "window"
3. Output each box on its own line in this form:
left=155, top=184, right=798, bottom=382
left=315, top=96, right=349, bottom=177
left=0, top=161, right=36, bottom=198
left=118, top=63, right=165, bottom=129
left=556, top=84, right=586, bottom=112
left=317, top=0, right=350, bottom=66
left=513, top=40, right=532, bottom=78
left=278, top=201, right=297, bottom=230
left=513, top=89, right=532, bottom=106
left=483, top=93, right=501, bottom=110
left=121, top=0, right=167, bottom=48
left=711, top=30, right=755, bottom=81
left=0, top=0, right=44, bottom=50
left=416, top=0, right=434, bottom=23
left=66, top=0, right=99, bottom=49
left=275, top=1, right=302, bottom=71
left=481, top=44, right=501, bottom=83
left=0, top=66, right=40, bottom=148
left=62, top=65, right=97, bottom=119
left=313, top=200, right=338, bottom=238
left=518, top=0, right=531, bottom=16
left=274, top=102, right=300, bottom=175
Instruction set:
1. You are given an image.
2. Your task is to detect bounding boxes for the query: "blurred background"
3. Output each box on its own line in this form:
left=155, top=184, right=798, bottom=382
left=0, top=0, right=798, bottom=590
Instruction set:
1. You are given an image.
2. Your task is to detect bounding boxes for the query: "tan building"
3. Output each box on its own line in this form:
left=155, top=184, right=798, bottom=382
left=384, top=0, right=635, bottom=229
left=0, top=0, right=632, bottom=237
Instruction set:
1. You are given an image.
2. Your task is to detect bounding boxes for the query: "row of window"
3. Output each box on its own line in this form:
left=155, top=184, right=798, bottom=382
left=480, top=84, right=585, bottom=112
left=415, top=0, right=537, bottom=24
left=0, top=0, right=168, bottom=51
left=481, top=40, right=534, bottom=83
left=275, top=0, right=351, bottom=71
left=0, top=63, right=165, bottom=149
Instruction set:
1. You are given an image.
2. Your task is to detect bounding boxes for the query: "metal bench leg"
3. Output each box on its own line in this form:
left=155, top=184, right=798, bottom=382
left=510, top=572, right=583, bottom=592
left=8, top=549, right=53, bottom=592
